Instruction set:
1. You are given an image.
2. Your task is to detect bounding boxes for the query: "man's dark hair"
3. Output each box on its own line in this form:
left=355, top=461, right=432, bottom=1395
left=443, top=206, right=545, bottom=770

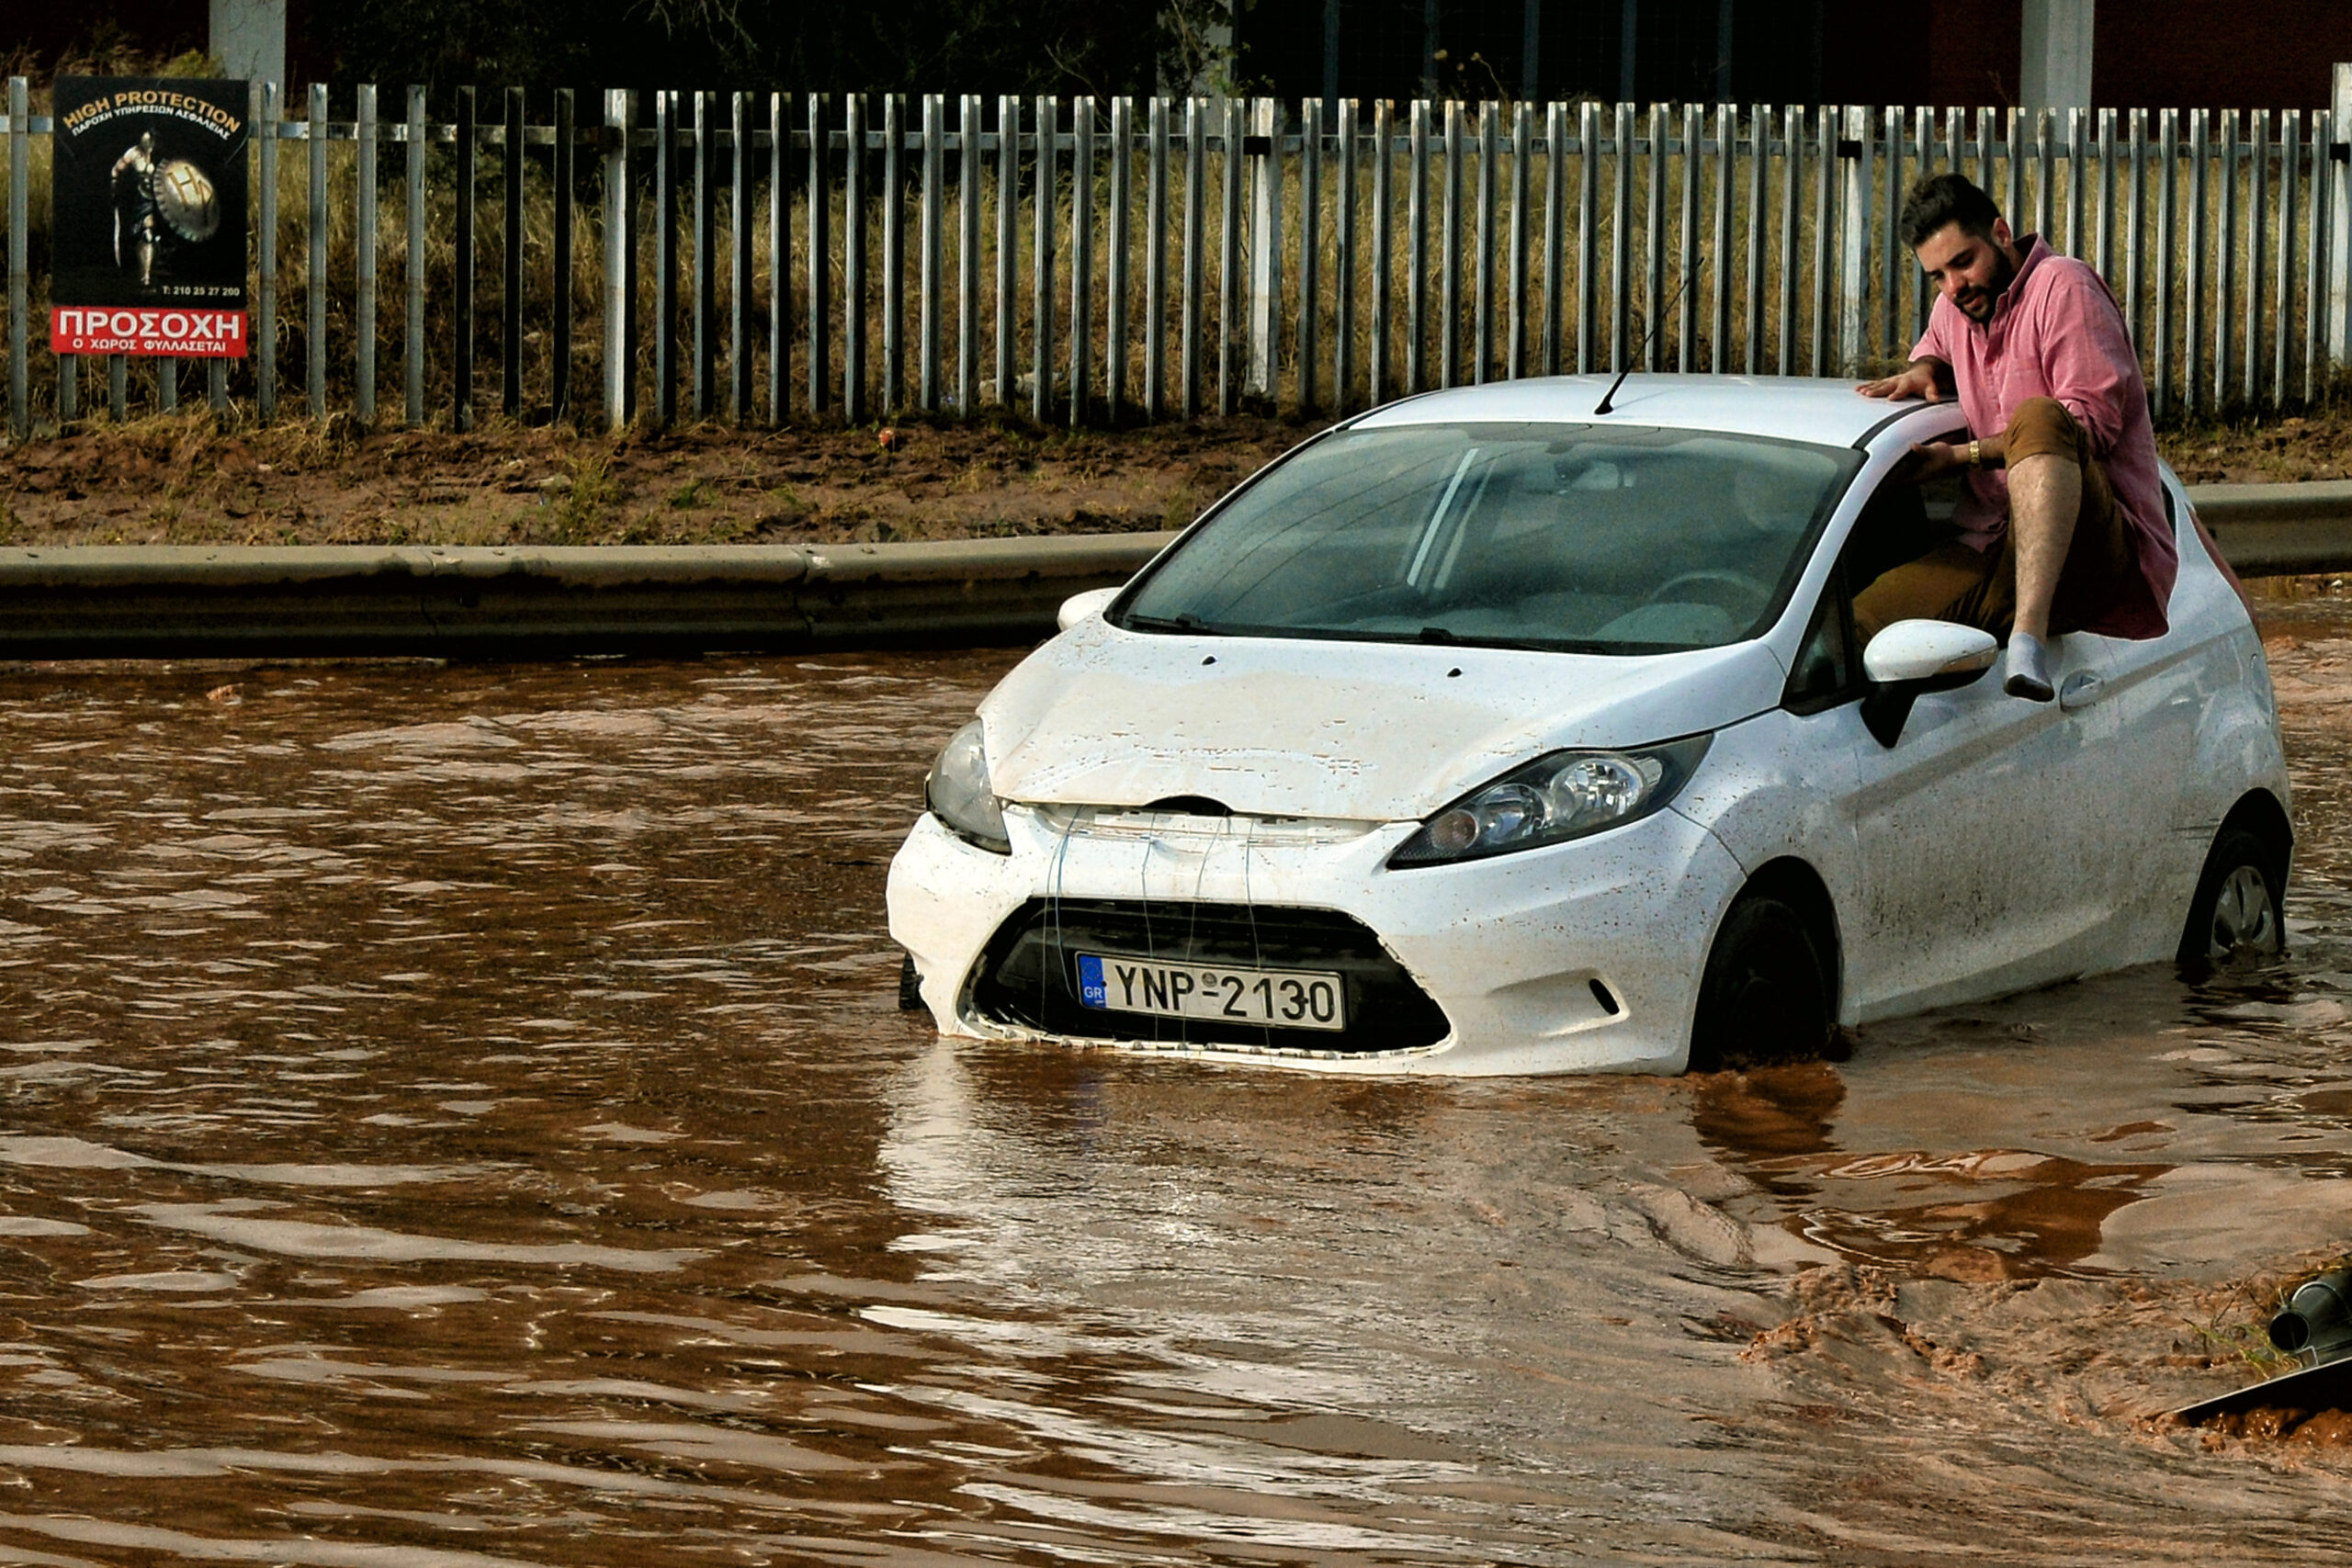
left=1900, top=173, right=2002, bottom=251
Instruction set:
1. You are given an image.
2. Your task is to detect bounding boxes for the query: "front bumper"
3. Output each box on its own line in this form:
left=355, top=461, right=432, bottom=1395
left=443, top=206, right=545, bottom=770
left=886, top=801, right=1746, bottom=1076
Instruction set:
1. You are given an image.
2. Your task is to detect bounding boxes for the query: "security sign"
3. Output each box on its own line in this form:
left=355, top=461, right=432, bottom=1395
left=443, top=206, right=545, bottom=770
left=49, top=75, right=249, bottom=357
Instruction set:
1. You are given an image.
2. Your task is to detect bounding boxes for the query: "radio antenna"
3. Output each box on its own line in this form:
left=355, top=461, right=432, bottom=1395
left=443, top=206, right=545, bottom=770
left=1593, top=267, right=1697, bottom=415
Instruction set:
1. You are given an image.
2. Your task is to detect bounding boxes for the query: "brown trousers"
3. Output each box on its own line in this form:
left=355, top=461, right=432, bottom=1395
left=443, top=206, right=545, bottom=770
left=1852, top=397, right=2135, bottom=643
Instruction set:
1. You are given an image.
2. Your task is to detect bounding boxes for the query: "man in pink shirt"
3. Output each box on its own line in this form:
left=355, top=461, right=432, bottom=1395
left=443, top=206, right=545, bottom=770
left=1857, top=173, right=2177, bottom=700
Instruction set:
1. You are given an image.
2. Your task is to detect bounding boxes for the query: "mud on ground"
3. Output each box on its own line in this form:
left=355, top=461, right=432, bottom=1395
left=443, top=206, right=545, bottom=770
left=6, top=401, right=2350, bottom=551
left=0, top=412, right=1314, bottom=549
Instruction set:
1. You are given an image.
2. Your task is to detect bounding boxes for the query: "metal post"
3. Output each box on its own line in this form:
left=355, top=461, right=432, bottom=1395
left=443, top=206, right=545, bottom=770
left=2216, top=109, right=2236, bottom=410
left=1182, top=96, right=1204, bottom=418
left=1034, top=95, right=1057, bottom=423
left=1676, top=103, right=1696, bottom=372
left=1580, top=100, right=1600, bottom=374
left=780, top=92, right=799, bottom=423
left=1474, top=100, right=1495, bottom=384
left=2065, top=107, right=2086, bottom=260
left=881, top=93, right=901, bottom=411
left=1713, top=103, right=1733, bottom=372
left=808, top=93, right=831, bottom=414
left=2187, top=107, right=2207, bottom=417
left=2331, top=64, right=2352, bottom=371
left=1838, top=105, right=1871, bottom=376
left=1148, top=96, right=1169, bottom=420
left=2278, top=110, right=2300, bottom=404
left=1811, top=107, right=1833, bottom=376
left=1881, top=106, right=1905, bottom=358
left=5, top=76, right=24, bottom=442
left=729, top=91, right=749, bottom=423
left=1299, top=98, right=1322, bottom=408
left=1248, top=96, right=1283, bottom=398
left=997, top=95, right=1018, bottom=408
left=356, top=85, right=378, bottom=427
left=1374, top=97, right=1394, bottom=401
left=959, top=94, right=981, bottom=417
left=1443, top=101, right=1464, bottom=388
left=409, top=85, right=428, bottom=426
left=506, top=85, right=527, bottom=421
left=2247, top=109, right=2267, bottom=407
left=258, top=81, right=279, bottom=423
left=2127, top=107, right=2146, bottom=355
left=1220, top=96, right=1242, bottom=414
left=653, top=89, right=676, bottom=426
left=1611, top=101, right=1631, bottom=371
left=1070, top=96, right=1094, bottom=424
left=922, top=93, right=944, bottom=413
left=2098, top=107, right=2116, bottom=285
left=688, top=89, right=712, bottom=422
left=1745, top=104, right=1765, bottom=373
left=1338, top=98, right=1359, bottom=403
left=844, top=93, right=866, bottom=423
left=1408, top=99, right=1429, bottom=391
left=1510, top=102, right=1530, bottom=380
left=454, top=85, right=476, bottom=430
left=603, top=89, right=634, bottom=427
left=1778, top=105, right=1799, bottom=374
left=1106, top=96, right=1129, bottom=422
left=2310, top=110, right=2332, bottom=400
left=2154, top=108, right=2177, bottom=419
left=1645, top=103, right=1664, bottom=372
left=308, top=83, right=328, bottom=418
left=555, top=89, right=574, bottom=423
left=1543, top=101, right=1566, bottom=377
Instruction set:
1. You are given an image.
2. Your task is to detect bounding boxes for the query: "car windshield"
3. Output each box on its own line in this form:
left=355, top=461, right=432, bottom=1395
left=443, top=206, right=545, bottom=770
left=1116, top=422, right=1863, bottom=653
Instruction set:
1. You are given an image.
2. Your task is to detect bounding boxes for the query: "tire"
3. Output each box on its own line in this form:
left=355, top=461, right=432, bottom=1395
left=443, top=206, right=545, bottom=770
left=2177, top=823, right=2286, bottom=965
left=898, top=952, right=927, bottom=1011
left=1689, top=894, right=1834, bottom=1072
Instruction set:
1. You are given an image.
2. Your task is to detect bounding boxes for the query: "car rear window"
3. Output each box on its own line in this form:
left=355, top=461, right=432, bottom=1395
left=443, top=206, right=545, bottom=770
left=1116, top=423, right=1863, bottom=653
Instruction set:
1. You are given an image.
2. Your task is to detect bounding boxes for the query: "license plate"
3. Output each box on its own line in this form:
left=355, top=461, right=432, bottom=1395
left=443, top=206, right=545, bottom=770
left=1076, top=953, right=1347, bottom=1032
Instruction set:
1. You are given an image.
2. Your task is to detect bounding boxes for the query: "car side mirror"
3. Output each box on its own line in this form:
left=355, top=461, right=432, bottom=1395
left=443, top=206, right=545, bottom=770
left=1057, top=585, right=1121, bottom=631
left=1859, top=619, right=1998, bottom=746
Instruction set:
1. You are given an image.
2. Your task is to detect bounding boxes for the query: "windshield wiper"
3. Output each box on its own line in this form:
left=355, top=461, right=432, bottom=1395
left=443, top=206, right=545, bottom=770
left=1121, top=611, right=1227, bottom=636
left=1418, top=626, right=1459, bottom=644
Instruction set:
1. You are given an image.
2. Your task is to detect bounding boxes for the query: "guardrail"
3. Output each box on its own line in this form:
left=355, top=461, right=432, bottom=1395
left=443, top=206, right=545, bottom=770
left=0, top=483, right=2342, bottom=660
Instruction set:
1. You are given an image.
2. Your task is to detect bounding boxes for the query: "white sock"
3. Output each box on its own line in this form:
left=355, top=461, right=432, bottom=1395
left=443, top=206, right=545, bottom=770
left=2004, top=632, right=2054, bottom=701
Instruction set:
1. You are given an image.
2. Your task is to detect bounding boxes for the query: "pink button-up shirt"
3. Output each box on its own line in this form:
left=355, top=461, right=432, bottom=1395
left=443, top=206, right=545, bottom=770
left=1914, top=234, right=2177, bottom=637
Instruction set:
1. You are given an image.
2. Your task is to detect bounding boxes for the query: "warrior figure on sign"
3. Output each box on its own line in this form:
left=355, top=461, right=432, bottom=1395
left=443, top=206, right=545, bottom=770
left=111, top=131, right=162, bottom=288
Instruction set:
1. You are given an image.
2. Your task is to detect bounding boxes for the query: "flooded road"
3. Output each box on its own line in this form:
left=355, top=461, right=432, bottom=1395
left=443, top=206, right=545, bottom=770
left=2, top=615, right=2351, bottom=1565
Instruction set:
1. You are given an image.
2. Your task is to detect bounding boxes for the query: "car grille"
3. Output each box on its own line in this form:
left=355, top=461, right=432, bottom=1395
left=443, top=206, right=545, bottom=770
left=969, top=897, right=1452, bottom=1055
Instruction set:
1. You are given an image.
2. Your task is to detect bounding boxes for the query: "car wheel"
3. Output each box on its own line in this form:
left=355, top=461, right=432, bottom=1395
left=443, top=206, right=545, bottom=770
left=899, top=953, right=926, bottom=1011
left=2178, top=824, right=2285, bottom=964
left=1689, top=894, right=1834, bottom=1072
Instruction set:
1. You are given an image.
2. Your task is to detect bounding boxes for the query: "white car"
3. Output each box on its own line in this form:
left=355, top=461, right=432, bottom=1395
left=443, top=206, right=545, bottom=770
left=887, top=376, right=2290, bottom=1075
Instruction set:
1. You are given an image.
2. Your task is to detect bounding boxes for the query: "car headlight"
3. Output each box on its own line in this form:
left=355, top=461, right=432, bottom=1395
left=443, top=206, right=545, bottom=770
left=926, top=718, right=1011, bottom=854
left=1388, top=735, right=1713, bottom=866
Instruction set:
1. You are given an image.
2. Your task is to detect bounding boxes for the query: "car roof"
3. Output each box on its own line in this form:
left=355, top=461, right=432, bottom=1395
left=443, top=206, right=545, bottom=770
left=1351, top=374, right=1957, bottom=448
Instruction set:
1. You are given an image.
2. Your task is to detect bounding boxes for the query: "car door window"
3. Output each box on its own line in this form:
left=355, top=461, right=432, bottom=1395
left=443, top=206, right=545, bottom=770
left=1781, top=459, right=1967, bottom=715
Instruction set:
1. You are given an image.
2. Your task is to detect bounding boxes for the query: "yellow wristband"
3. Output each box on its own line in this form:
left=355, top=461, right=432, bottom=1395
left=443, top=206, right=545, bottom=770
left=1967, top=439, right=1982, bottom=468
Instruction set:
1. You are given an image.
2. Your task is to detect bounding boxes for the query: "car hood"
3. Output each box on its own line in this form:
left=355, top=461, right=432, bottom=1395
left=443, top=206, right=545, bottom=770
left=979, top=618, right=1791, bottom=820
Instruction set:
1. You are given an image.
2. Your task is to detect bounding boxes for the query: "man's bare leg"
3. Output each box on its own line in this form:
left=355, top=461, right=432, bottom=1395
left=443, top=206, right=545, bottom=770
left=2002, top=451, right=2081, bottom=700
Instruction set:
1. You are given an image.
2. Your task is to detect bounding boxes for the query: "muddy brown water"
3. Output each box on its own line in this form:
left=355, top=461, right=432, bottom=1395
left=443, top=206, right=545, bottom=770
left=5, top=613, right=2352, bottom=1566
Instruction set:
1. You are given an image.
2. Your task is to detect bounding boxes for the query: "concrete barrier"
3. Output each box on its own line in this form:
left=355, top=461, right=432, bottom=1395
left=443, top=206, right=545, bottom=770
left=0, top=480, right=2345, bottom=659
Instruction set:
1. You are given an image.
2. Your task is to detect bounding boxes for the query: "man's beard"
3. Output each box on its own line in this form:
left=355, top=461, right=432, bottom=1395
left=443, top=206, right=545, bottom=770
left=1955, top=248, right=2018, bottom=322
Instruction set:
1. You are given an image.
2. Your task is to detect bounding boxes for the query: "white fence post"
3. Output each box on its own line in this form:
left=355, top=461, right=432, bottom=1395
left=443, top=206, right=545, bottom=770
left=1248, top=97, right=1283, bottom=397
left=1838, top=104, right=1872, bottom=374
left=2330, top=63, right=2352, bottom=376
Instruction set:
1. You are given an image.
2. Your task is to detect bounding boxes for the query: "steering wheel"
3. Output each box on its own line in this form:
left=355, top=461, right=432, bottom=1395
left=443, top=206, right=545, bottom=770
left=1642, top=569, right=1771, bottom=613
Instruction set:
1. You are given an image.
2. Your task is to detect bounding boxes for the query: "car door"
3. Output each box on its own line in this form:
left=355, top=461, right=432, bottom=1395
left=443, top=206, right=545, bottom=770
left=1796, top=463, right=2133, bottom=1019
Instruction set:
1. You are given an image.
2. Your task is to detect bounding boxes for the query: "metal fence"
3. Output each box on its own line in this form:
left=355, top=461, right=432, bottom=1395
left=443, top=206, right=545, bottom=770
left=10, top=74, right=2352, bottom=441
